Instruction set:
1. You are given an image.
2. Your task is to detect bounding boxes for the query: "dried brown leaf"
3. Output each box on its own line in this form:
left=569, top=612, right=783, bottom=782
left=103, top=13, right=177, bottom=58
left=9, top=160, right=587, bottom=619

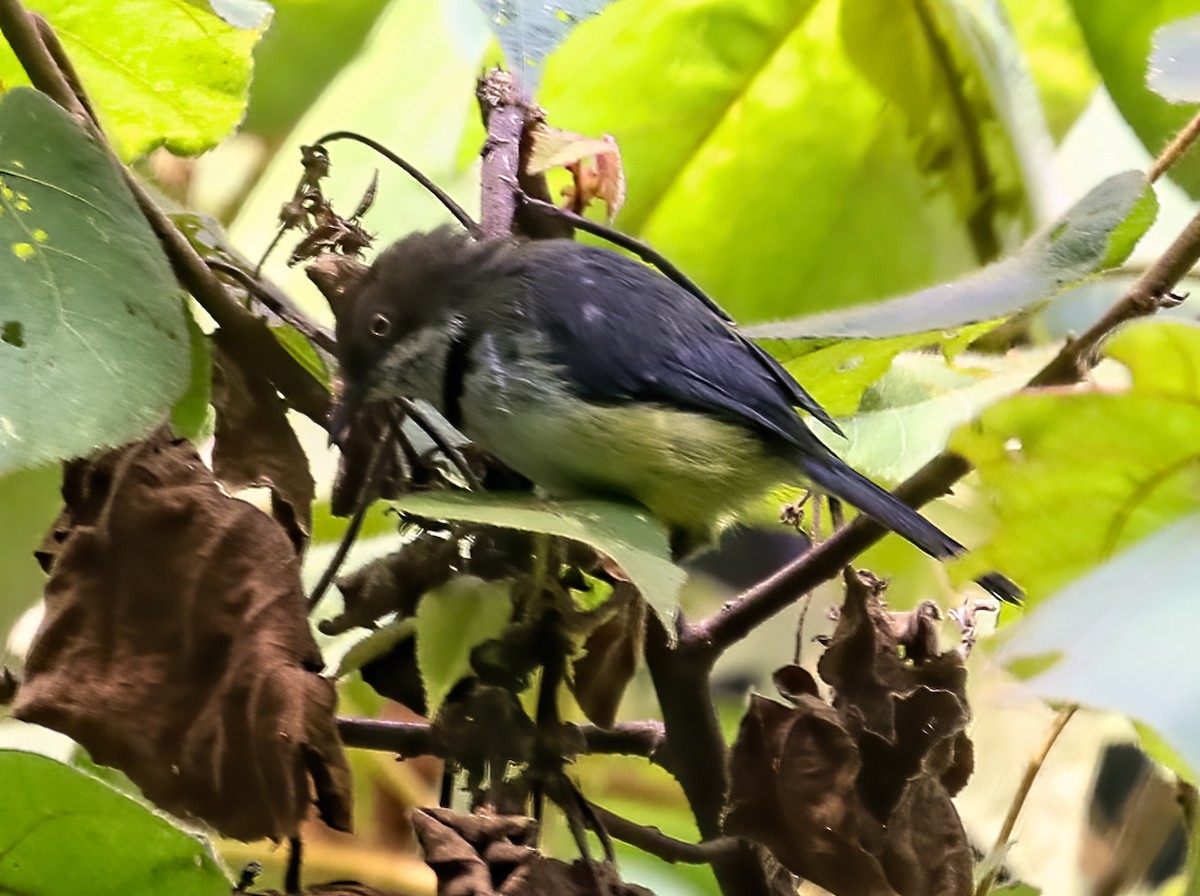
left=212, top=329, right=315, bottom=548
left=501, top=857, right=654, bottom=896
left=413, top=807, right=652, bottom=896
left=14, top=432, right=351, bottom=842
left=569, top=582, right=646, bottom=728
left=526, top=125, right=625, bottom=222
left=725, top=569, right=973, bottom=896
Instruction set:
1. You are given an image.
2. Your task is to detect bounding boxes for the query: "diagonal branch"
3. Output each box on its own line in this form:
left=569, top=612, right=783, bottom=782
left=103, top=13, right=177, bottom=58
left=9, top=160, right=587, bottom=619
left=694, top=201, right=1200, bottom=660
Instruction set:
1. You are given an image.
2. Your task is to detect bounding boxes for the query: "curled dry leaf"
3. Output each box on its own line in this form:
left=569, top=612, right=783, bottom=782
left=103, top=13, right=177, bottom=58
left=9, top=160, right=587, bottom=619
left=14, top=431, right=352, bottom=842
left=212, top=329, right=315, bottom=549
left=411, top=807, right=654, bottom=896
left=526, top=124, right=626, bottom=222
left=726, top=569, right=973, bottom=896
left=569, top=580, right=647, bottom=728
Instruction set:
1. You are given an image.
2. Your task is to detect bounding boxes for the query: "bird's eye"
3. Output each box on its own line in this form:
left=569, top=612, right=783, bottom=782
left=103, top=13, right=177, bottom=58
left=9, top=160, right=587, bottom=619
left=370, top=313, right=392, bottom=338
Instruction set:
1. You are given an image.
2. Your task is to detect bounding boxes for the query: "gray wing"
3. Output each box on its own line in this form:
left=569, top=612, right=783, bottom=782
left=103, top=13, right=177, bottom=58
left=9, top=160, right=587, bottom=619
left=522, top=241, right=840, bottom=450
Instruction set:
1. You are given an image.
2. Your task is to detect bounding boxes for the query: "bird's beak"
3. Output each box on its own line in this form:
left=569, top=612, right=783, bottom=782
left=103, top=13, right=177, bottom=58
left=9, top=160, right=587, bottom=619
left=327, top=378, right=367, bottom=447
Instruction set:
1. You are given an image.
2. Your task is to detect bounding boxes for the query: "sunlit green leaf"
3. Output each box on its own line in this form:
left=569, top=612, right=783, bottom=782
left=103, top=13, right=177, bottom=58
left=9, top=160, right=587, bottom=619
left=1005, top=0, right=1097, bottom=139
left=395, top=491, right=686, bottom=627
left=0, top=750, right=229, bottom=896
left=415, top=575, right=513, bottom=716
left=749, top=170, right=1156, bottom=414
left=824, top=349, right=1052, bottom=484
left=750, top=170, right=1156, bottom=339
left=541, top=0, right=1043, bottom=323
left=0, top=0, right=268, bottom=160
left=242, top=0, right=390, bottom=139
left=0, top=89, right=188, bottom=474
left=951, top=319, right=1200, bottom=603
left=170, top=306, right=212, bottom=439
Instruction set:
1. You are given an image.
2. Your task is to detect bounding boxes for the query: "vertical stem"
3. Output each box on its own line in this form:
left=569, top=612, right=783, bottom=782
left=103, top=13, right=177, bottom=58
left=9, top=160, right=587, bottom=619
left=644, top=617, right=774, bottom=896
left=973, top=705, right=1077, bottom=896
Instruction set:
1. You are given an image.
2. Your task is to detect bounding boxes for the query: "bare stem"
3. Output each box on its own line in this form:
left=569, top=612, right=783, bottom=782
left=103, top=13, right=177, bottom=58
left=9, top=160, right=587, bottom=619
left=1149, top=108, right=1200, bottom=184
left=335, top=716, right=668, bottom=763
left=973, top=705, right=1077, bottom=896
left=588, top=801, right=750, bottom=865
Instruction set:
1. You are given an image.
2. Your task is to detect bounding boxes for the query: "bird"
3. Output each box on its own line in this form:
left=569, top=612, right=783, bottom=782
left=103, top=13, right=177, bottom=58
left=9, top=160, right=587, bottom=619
left=328, top=227, right=1020, bottom=603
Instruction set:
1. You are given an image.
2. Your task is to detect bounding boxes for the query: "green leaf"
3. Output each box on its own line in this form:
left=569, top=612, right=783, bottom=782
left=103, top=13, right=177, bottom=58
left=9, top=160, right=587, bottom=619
left=1004, top=0, right=1097, bottom=139
left=541, top=0, right=1042, bottom=323
left=824, top=348, right=1053, bottom=484
left=951, top=319, right=1200, bottom=604
left=474, top=0, right=613, bottom=96
left=0, top=89, right=189, bottom=475
left=747, top=170, right=1155, bottom=415
left=415, top=576, right=514, bottom=716
left=995, top=513, right=1200, bottom=777
left=272, top=322, right=330, bottom=388
left=1069, top=0, right=1200, bottom=197
left=749, top=170, right=1157, bottom=339
left=335, top=616, right=416, bottom=678
left=0, top=1, right=267, bottom=160
left=755, top=324, right=992, bottom=418
left=170, top=305, right=212, bottom=440
left=395, top=492, right=686, bottom=627
left=0, top=750, right=230, bottom=896
left=1149, top=15, right=1200, bottom=103
left=242, top=0, right=390, bottom=140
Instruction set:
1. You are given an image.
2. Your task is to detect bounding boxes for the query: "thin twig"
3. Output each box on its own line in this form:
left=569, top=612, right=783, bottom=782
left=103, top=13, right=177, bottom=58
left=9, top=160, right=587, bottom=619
left=588, top=801, right=749, bottom=865
left=1149, top=108, right=1200, bottom=184
left=335, top=716, right=669, bottom=763
left=308, top=420, right=394, bottom=611
left=313, top=130, right=480, bottom=236
left=973, top=705, right=1077, bottom=896
left=206, top=258, right=335, bottom=353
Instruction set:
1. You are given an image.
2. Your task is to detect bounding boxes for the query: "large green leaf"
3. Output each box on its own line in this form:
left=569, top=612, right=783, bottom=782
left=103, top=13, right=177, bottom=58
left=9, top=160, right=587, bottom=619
left=0, top=750, right=230, bottom=896
left=0, top=88, right=189, bottom=474
left=951, top=319, right=1200, bottom=604
left=395, top=491, right=686, bottom=627
left=0, top=0, right=267, bottom=160
left=1004, top=0, right=1097, bottom=139
left=996, top=513, right=1200, bottom=776
left=416, top=575, right=514, bottom=716
left=1069, top=0, right=1200, bottom=197
left=242, top=0, right=390, bottom=140
left=749, top=170, right=1157, bottom=415
left=824, top=348, right=1053, bottom=484
left=540, top=0, right=1046, bottom=322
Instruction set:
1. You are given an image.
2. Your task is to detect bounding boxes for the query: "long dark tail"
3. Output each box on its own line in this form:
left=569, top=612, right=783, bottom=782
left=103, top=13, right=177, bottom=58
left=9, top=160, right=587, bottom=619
left=800, top=454, right=1022, bottom=604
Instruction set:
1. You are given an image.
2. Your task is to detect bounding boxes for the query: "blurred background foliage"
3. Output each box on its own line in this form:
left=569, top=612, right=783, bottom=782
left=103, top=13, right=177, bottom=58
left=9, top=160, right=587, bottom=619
left=5, top=0, right=1200, bottom=894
